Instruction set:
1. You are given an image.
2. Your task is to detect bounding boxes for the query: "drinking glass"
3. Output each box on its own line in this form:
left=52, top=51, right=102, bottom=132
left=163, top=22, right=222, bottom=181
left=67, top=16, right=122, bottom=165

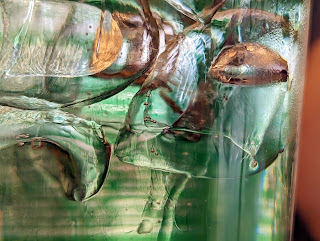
left=0, top=0, right=310, bottom=240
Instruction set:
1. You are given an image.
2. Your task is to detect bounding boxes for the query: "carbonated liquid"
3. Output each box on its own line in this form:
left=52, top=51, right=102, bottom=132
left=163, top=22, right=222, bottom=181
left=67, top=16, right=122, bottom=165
left=0, top=0, right=310, bottom=240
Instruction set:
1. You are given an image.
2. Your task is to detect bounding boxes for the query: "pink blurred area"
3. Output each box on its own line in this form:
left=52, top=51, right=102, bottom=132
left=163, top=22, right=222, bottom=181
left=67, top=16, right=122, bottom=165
left=295, top=3, right=320, bottom=239
left=296, top=37, right=320, bottom=241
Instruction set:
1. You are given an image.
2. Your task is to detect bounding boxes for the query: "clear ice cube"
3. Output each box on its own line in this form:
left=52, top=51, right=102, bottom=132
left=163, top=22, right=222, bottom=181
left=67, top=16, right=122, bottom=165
left=0, top=105, right=110, bottom=201
left=115, top=8, right=291, bottom=178
left=0, top=0, right=122, bottom=77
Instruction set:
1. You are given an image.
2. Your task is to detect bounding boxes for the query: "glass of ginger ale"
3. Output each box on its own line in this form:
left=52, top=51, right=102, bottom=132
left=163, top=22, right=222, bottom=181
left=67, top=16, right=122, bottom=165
left=0, top=0, right=310, bottom=240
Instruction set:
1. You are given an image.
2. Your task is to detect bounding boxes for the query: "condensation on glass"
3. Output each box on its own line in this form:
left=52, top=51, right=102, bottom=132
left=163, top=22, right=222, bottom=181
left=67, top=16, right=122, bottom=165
left=0, top=0, right=310, bottom=241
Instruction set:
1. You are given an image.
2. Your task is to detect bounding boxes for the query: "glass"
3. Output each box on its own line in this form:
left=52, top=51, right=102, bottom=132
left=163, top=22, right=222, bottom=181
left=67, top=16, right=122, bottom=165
left=0, top=0, right=310, bottom=240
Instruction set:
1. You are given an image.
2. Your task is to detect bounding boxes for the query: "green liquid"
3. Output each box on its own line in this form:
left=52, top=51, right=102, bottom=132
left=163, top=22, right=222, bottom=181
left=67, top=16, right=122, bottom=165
left=0, top=143, right=294, bottom=241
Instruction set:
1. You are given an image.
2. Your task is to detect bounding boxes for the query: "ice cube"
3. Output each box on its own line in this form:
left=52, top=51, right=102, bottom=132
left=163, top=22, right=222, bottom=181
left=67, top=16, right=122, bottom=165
left=209, top=42, right=288, bottom=85
left=115, top=10, right=289, bottom=178
left=0, top=75, right=136, bottom=109
left=95, top=7, right=160, bottom=86
left=0, top=106, right=110, bottom=201
left=115, top=80, right=287, bottom=178
left=0, top=0, right=122, bottom=77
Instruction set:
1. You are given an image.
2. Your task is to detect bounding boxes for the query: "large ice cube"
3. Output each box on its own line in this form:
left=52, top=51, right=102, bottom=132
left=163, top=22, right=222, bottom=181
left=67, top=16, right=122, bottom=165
left=0, top=0, right=122, bottom=77
left=0, top=105, right=110, bottom=201
left=115, top=7, right=290, bottom=178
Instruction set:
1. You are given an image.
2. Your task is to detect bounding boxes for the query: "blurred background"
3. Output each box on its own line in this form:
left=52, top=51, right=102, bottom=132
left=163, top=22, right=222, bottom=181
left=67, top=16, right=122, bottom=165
left=294, top=1, right=320, bottom=241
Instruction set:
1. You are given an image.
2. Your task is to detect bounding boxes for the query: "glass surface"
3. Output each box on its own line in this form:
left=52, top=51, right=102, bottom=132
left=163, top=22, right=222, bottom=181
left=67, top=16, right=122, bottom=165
left=0, top=0, right=310, bottom=240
